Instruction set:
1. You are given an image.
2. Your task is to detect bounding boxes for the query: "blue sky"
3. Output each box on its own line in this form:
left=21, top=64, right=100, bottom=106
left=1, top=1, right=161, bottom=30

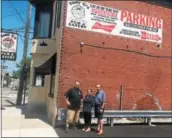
left=2, top=0, right=35, bottom=74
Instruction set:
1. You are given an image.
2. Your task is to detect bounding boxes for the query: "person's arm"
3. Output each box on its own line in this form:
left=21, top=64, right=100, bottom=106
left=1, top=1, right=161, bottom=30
left=64, top=89, right=71, bottom=106
left=91, top=96, right=95, bottom=108
left=101, top=92, right=106, bottom=109
left=80, top=90, right=84, bottom=104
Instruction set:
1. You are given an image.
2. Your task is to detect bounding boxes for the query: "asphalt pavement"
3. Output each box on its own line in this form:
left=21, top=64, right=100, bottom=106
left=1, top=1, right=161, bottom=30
left=55, top=124, right=172, bottom=137
left=1, top=87, right=172, bottom=137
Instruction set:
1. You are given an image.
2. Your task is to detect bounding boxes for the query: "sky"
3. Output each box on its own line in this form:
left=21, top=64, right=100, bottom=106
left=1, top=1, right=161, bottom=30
left=2, top=0, right=35, bottom=74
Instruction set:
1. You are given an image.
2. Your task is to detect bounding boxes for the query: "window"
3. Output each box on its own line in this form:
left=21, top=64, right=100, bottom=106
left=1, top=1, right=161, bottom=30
left=33, top=73, right=45, bottom=87
left=34, top=3, right=53, bottom=38
left=49, top=74, right=55, bottom=97
left=53, top=1, right=62, bottom=36
left=56, top=1, right=62, bottom=28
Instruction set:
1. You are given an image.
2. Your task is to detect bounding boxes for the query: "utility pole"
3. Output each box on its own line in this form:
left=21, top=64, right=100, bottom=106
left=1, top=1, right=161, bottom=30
left=16, top=2, right=31, bottom=105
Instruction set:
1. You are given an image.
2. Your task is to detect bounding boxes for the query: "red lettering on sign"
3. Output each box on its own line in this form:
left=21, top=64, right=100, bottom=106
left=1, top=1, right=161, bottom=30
left=141, top=31, right=161, bottom=41
left=120, top=10, right=162, bottom=29
left=92, top=22, right=116, bottom=32
left=121, top=10, right=127, bottom=21
left=127, top=12, right=133, bottom=23
left=133, top=13, right=139, bottom=25
left=156, top=19, right=162, bottom=29
left=92, top=8, right=117, bottom=18
left=139, top=15, right=146, bottom=26
left=149, top=17, right=156, bottom=28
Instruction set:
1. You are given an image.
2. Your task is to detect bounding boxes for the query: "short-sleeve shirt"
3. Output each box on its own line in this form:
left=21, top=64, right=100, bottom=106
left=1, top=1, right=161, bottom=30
left=64, top=87, right=83, bottom=110
left=95, top=90, right=106, bottom=105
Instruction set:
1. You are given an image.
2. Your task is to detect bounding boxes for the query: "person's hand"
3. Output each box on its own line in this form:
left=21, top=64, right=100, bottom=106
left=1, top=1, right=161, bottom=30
left=67, top=101, right=70, bottom=106
left=100, top=109, right=103, bottom=113
left=80, top=105, right=83, bottom=111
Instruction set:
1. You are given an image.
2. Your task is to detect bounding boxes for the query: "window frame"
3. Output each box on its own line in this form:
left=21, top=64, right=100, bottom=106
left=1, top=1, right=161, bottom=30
left=48, top=73, right=55, bottom=98
left=33, top=69, right=45, bottom=87
left=33, top=3, right=53, bottom=39
left=56, top=1, right=62, bottom=29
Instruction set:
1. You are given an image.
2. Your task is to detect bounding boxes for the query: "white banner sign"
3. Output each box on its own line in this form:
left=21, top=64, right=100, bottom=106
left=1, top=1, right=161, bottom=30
left=1, top=32, right=17, bottom=61
left=66, top=1, right=163, bottom=43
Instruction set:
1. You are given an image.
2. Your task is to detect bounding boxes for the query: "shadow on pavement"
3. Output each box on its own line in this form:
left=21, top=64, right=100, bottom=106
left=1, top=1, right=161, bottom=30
left=3, top=100, right=50, bottom=126
left=2, top=100, right=172, bottom=137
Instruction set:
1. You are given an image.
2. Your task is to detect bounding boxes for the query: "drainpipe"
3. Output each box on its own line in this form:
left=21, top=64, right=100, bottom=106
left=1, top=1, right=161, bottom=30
left=119, top=85, right=123, bottom=110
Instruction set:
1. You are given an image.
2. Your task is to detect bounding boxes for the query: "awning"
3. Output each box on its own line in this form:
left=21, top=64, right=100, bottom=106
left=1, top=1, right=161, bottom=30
left=35, top=53, right=56, bottom=74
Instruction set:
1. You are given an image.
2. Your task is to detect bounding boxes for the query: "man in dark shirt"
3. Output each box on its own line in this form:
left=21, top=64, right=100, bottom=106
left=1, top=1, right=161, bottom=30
left=64, top=81, right=83, bottom=133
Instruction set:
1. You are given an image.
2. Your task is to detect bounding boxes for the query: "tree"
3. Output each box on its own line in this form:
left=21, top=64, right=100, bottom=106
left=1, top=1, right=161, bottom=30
left=12, top=56, right=32, bottom=79
left=16, top=56, right=32, bottom=105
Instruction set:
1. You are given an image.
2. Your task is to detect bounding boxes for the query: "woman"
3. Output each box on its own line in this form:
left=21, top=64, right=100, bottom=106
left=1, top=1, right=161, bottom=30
left=82, top=89, right=95, bottom=132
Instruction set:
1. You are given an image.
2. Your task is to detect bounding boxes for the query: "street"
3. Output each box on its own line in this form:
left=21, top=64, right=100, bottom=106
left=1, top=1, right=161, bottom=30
left=55, top=124, right=172, bottom=137
left=1, top=87, right=172, bottom=137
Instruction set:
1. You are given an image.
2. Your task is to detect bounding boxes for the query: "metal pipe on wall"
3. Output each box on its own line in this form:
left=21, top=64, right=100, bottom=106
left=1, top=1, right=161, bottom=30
left=119, top=85, right=123, bottom=110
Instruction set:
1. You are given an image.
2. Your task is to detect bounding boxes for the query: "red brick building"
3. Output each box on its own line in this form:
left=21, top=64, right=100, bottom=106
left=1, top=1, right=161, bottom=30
left=29, top=0, right=172, bottom=125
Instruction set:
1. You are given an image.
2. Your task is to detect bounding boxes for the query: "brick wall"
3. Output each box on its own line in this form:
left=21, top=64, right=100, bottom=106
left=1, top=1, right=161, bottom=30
left=57, top=1, right=172, bottom=110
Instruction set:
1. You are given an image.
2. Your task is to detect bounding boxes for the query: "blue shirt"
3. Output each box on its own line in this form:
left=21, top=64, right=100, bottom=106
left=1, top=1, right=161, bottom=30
left=95, top=90, right=106, bottom=105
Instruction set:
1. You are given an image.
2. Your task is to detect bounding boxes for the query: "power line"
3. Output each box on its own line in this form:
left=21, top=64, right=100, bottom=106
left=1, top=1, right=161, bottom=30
left=2, top=10, right=27, bottom=19
left=2, top=27, right=25, bottom=31
left=7, top=0, right=33, bottom=29
left=2, top=28, right=34, bottom=34
left=83, top=43, right=172, bottom=59
left=8, top=0, right=26, bottom=26
left=67, top=33, right=172, bottom=59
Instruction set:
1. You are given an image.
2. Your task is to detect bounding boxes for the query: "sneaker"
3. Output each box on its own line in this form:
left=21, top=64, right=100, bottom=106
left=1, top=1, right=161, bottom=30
left=82, top=128, right=86, bottom=131
left=65, top=127, right=69, bottom=133
left=73, top=125, right=77, bottom=131
left=85, top=128, right=91, bottom=132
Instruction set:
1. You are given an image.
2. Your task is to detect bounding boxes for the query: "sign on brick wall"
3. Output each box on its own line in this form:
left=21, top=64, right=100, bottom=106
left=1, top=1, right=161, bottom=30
left=1, top=32, right=18, bottom=61
left=66, top=1, right=163, bottom=43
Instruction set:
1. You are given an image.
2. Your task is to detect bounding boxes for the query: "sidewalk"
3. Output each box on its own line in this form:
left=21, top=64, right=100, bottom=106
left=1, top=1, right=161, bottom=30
left=2, top=105, right=58, bottom=137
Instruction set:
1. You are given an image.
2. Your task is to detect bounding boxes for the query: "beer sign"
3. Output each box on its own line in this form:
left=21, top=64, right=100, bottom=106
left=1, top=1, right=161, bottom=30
left=1, top=32, right=18, bottom=61
left=66, top=1, right=163, bottom=43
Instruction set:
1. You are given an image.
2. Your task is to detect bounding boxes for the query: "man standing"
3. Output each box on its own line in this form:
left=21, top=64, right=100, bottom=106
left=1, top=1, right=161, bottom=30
left=64, top=81, right=83, bottom=133
left=95, top=84, right=106, bottom=135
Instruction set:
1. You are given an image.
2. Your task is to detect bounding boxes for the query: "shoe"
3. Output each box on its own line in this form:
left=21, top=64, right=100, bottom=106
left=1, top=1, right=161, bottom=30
left=65, top=127, right=69, bottom=133
left=97, top=130, right=103, bottom=135
left=85, top=128, right=91, bottom=132
left=82, top=128, right=86, bottom=131
left=73, top=125, right=77, bottom=131
left=96, top=129, right=100, bottom=132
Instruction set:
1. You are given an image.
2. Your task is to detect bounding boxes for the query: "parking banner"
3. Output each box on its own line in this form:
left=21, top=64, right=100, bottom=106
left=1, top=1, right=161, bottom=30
left=66, top=1, right=163, bottom=43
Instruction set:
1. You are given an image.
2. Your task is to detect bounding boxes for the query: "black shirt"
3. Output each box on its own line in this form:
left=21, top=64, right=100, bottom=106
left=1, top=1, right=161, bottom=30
left=64, top=87, right=83, bottom=110
left=83, top=95, right=95, bottom=112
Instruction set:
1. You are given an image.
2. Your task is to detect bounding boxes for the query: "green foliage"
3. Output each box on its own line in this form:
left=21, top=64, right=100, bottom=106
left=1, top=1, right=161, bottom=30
left=12, top=56, right=32, bottom=78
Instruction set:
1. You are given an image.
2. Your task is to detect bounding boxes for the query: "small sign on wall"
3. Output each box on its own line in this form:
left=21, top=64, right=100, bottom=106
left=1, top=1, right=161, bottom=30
left=1, top=32, right=18, bottom=61
left=66, top=1, right=163, bottom=43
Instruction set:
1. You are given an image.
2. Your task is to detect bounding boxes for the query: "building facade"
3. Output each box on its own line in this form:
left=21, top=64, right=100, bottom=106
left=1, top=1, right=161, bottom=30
left=29, top=0, right=172, bottom=125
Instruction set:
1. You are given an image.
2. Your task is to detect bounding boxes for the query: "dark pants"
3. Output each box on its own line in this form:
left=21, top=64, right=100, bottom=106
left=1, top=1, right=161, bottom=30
left=83, top=112, right=92, bottom=128
left=95, top=104, right=104, bottom=120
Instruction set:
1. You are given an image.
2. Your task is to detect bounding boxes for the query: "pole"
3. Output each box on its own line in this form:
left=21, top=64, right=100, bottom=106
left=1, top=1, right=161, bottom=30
left=23, top=74, right=27, bottom=105
left=2, top=61, right=6, bottom=88
left=119, top=85, right=123, bottom=110
left=16, top=2, right=31, bottom=105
